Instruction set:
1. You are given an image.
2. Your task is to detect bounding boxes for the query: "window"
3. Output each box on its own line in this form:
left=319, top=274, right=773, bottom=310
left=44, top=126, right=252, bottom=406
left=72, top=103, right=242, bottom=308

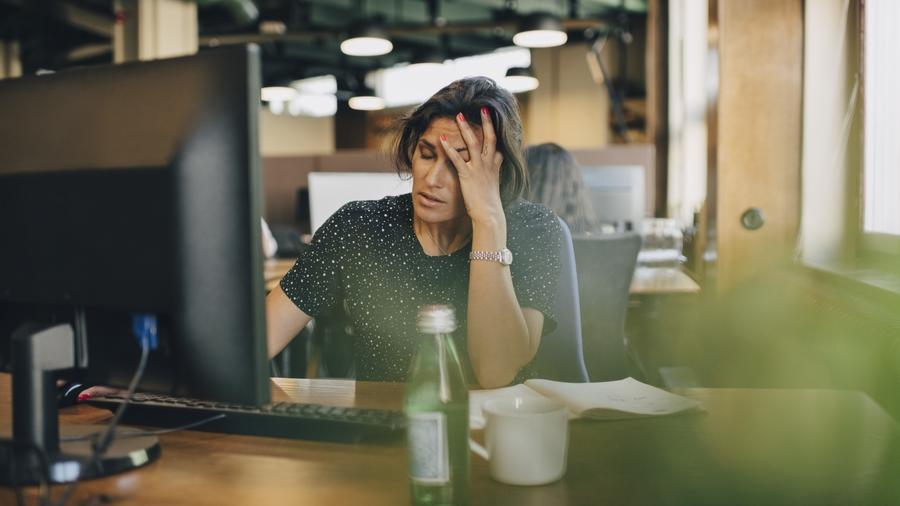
left=862, top=0, right=900, bottom=238
left=800, top=0, right=900, bottom=286
left=368, top=47, right=531, bottom=108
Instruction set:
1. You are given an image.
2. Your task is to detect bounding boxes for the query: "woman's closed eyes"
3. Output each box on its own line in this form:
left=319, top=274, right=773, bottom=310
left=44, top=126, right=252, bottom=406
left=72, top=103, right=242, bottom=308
left=418, top=141, right=471, bottom=163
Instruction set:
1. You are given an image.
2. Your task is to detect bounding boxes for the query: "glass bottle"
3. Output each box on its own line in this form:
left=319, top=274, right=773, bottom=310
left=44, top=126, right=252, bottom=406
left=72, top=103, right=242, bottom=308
left=404, top=305, right=470, bottom=505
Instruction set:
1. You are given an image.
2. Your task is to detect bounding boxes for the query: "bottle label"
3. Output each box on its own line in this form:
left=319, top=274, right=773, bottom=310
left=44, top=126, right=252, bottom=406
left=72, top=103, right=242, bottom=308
left=407, top=411, right=449, bottom=485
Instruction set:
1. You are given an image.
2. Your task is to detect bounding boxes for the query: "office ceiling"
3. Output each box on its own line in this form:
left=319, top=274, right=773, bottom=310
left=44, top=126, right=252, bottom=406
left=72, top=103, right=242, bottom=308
left=0, top=0, right=647, bottom=88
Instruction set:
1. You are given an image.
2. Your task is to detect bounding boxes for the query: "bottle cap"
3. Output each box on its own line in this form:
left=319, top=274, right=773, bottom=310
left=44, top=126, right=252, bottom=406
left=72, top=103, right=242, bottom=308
left=417, top=304, right=457, bottom=334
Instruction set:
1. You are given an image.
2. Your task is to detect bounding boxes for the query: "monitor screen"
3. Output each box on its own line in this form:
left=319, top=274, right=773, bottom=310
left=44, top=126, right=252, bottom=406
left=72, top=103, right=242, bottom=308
left=581, top=165, right=646, bottom=232
left=0, top=45, right=270, bottom=406
left=308, top=171, right=413, bottom=233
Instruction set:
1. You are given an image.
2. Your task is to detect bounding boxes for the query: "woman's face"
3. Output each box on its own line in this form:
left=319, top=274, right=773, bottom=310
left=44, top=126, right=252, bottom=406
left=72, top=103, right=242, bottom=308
left=411, top=116, right=484, bottom=224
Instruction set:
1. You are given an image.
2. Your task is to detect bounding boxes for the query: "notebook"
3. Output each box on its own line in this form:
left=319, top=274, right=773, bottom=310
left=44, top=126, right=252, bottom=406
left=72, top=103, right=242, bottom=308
left=469, top=377, right=702, bottom=429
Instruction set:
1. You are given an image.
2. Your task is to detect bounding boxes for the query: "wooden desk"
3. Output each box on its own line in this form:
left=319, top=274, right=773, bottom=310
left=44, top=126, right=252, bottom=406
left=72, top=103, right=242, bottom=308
left=630, top=266, right=701, bottom=295
left=6, top=377, right=897, bottom=505
left=267, top=260, right=701, bottom=297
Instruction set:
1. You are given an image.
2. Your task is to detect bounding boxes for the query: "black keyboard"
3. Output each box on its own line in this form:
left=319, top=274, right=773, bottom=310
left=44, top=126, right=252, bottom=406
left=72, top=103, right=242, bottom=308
left=86, top=393, right=406, bottom=443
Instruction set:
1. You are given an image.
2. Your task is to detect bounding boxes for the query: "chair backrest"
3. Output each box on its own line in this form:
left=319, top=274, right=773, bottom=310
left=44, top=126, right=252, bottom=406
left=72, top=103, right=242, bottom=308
left=534, top=218, right=590, bottom=382
left=572, top=233, right=641, bottom=381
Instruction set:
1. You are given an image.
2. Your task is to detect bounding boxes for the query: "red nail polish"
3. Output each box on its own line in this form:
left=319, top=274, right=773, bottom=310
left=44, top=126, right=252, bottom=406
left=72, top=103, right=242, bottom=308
left=440, top=134, right=447, bottom=142
left=481, top=106, right=488, bottom=116
left=456, top=112, right=465, bottom=123
left=78, top=392, right=91, bottom=402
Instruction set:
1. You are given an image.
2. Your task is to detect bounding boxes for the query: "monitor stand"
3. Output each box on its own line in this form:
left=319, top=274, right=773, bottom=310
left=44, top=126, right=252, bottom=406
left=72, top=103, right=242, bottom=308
left=0, top=323, right=160, bottom=485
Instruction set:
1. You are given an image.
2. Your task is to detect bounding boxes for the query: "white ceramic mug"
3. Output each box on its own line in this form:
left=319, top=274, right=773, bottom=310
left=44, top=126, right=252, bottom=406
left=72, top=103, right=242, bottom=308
left=469, top=396, right=569, bottom=486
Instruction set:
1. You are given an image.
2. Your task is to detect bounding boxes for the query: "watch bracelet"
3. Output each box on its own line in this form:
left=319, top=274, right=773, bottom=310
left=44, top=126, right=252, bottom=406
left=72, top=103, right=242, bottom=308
left=469, top=250, right=501, bottom=262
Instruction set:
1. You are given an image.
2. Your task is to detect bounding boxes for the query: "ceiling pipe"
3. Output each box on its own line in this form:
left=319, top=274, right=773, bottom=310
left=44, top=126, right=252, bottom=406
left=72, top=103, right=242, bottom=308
left=199, top=17, right=607, bottom=48
left=65, top=42, right=112, bottom=62
left=57, top=2, right=114, bottom=38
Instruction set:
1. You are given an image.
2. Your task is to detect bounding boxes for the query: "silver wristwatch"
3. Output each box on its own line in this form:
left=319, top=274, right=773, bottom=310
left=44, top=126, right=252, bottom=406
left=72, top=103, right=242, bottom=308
left=469, top=248, right=513, bottom=266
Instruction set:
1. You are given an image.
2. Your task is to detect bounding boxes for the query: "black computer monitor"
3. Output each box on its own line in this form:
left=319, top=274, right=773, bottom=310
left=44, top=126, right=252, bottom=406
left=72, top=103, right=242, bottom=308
left=0, top=45, right=269, bottom=484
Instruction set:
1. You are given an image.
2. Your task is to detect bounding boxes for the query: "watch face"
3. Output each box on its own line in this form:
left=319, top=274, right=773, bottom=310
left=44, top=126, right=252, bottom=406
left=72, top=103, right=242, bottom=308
left=500, top=249, right=513, bottom=265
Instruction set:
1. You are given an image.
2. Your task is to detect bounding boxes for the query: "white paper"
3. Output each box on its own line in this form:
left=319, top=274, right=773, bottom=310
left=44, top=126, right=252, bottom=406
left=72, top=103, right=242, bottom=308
left=469, top=378, right=701, bottom=430
left=525, top=377, right=701, bottom=419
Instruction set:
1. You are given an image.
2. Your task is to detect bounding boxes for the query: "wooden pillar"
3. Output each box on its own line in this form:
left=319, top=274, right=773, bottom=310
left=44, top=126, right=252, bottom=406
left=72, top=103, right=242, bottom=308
left=335, top=103, right=368, bottom=150
left=113, top=0, right=198, bottom=63
left=0, top=40, right=22, bottom=79
left=714, top=0, right=803, bottom=292
left=526, top=43, right=610, bottom=149
left=647, top=0, right=669, bottom=217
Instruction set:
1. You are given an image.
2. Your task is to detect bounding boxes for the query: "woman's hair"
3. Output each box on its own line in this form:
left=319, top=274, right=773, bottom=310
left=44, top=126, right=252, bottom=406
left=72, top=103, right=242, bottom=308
left=392, top=76, right=527, bottom=204
left=524, top=143, right=604, bottom=235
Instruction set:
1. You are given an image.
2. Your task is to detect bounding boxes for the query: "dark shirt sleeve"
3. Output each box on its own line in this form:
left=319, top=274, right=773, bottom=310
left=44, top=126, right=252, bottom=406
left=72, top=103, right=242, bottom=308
left=508, top=202, right=562, bottom=335
left=279, top=205, right=351, bottom=318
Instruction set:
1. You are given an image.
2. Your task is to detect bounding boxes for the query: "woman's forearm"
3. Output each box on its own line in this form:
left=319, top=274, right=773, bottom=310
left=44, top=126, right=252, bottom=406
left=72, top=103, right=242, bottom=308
left=466, top=218, right=540, bottom=388
left=265, top=286, right=312, bottom=359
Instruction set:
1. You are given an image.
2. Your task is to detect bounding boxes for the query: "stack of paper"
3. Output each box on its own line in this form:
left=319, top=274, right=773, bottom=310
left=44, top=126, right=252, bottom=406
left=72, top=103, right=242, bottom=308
left=470, top=377, right=702, bottom=429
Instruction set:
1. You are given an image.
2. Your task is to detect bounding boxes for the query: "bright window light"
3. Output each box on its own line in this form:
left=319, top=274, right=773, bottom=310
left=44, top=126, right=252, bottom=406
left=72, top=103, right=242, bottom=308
left=863, top=0, right=900, bottom=235
left=406, top=61, right=445, bottom=73
left=291, top=75, right=337, bottom=95
left=288, top=94, right=337, bottom=117
left=267, top=100, right=285, bottom=115
left=502, top=75, right=539, bottom=93
left=369, top=47, right=531, bottom=108
left=261, top=86, right=297, bottom=102
left=260, top=75, right=339, bottom=117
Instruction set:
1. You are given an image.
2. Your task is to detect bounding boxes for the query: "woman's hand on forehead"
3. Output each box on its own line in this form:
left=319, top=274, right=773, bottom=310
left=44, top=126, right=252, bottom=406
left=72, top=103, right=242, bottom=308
left=439, top=107, right=504, bottom=225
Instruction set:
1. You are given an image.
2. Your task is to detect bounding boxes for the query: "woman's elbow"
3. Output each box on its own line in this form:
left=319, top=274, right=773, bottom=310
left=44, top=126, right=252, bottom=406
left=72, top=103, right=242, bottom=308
left=471, top=343, right=538, bottom=388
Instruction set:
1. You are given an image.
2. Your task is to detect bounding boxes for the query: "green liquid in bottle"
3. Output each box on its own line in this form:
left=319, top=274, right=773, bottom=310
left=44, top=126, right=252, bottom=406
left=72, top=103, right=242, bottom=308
left=404, top=305, right=470, bottom=506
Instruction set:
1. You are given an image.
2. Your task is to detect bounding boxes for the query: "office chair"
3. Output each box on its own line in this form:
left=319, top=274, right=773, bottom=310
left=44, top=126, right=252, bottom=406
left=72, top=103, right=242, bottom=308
left=572, top=233, right=641, bottom=381
left=533, top=218, right=590, bottom=383
left=312, top=300, right=356, bottom=379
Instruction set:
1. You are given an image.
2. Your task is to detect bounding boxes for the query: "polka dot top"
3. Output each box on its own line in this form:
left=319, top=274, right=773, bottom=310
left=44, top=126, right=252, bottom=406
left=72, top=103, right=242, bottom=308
left=280, top=193, right=561, bottom=383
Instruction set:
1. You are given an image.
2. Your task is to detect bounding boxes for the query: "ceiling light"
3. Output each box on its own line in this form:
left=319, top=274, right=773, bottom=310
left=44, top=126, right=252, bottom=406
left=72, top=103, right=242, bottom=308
left=513, top=13, right=568, bottom=48
left=502, top=67, right=539, bottom=93
left=341, top=21, right=393, bottom=57
left=348, top=95, right=385, bottom=111
left=261, top=86, right=297, bottom=102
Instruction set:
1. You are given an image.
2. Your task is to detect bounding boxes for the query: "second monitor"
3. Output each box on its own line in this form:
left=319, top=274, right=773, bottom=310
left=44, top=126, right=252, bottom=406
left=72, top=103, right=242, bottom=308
left=308, top=171, right=413, bottom=233
left=581, top=165, right=646, bottom=232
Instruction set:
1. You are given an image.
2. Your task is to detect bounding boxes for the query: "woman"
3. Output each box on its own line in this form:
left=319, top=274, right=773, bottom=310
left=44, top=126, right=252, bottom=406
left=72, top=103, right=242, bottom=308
left=268, top=77, right=561, bottom=388
left=524, top=142, right=604, bottom=235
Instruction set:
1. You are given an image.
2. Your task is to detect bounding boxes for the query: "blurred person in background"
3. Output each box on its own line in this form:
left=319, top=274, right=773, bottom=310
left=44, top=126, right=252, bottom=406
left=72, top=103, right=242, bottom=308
left=525, top=142, right=605, bottom=235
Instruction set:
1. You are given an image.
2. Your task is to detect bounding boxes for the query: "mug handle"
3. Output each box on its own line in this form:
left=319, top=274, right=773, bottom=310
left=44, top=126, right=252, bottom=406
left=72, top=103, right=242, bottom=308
left=468, top=438, right=489, bottom=461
